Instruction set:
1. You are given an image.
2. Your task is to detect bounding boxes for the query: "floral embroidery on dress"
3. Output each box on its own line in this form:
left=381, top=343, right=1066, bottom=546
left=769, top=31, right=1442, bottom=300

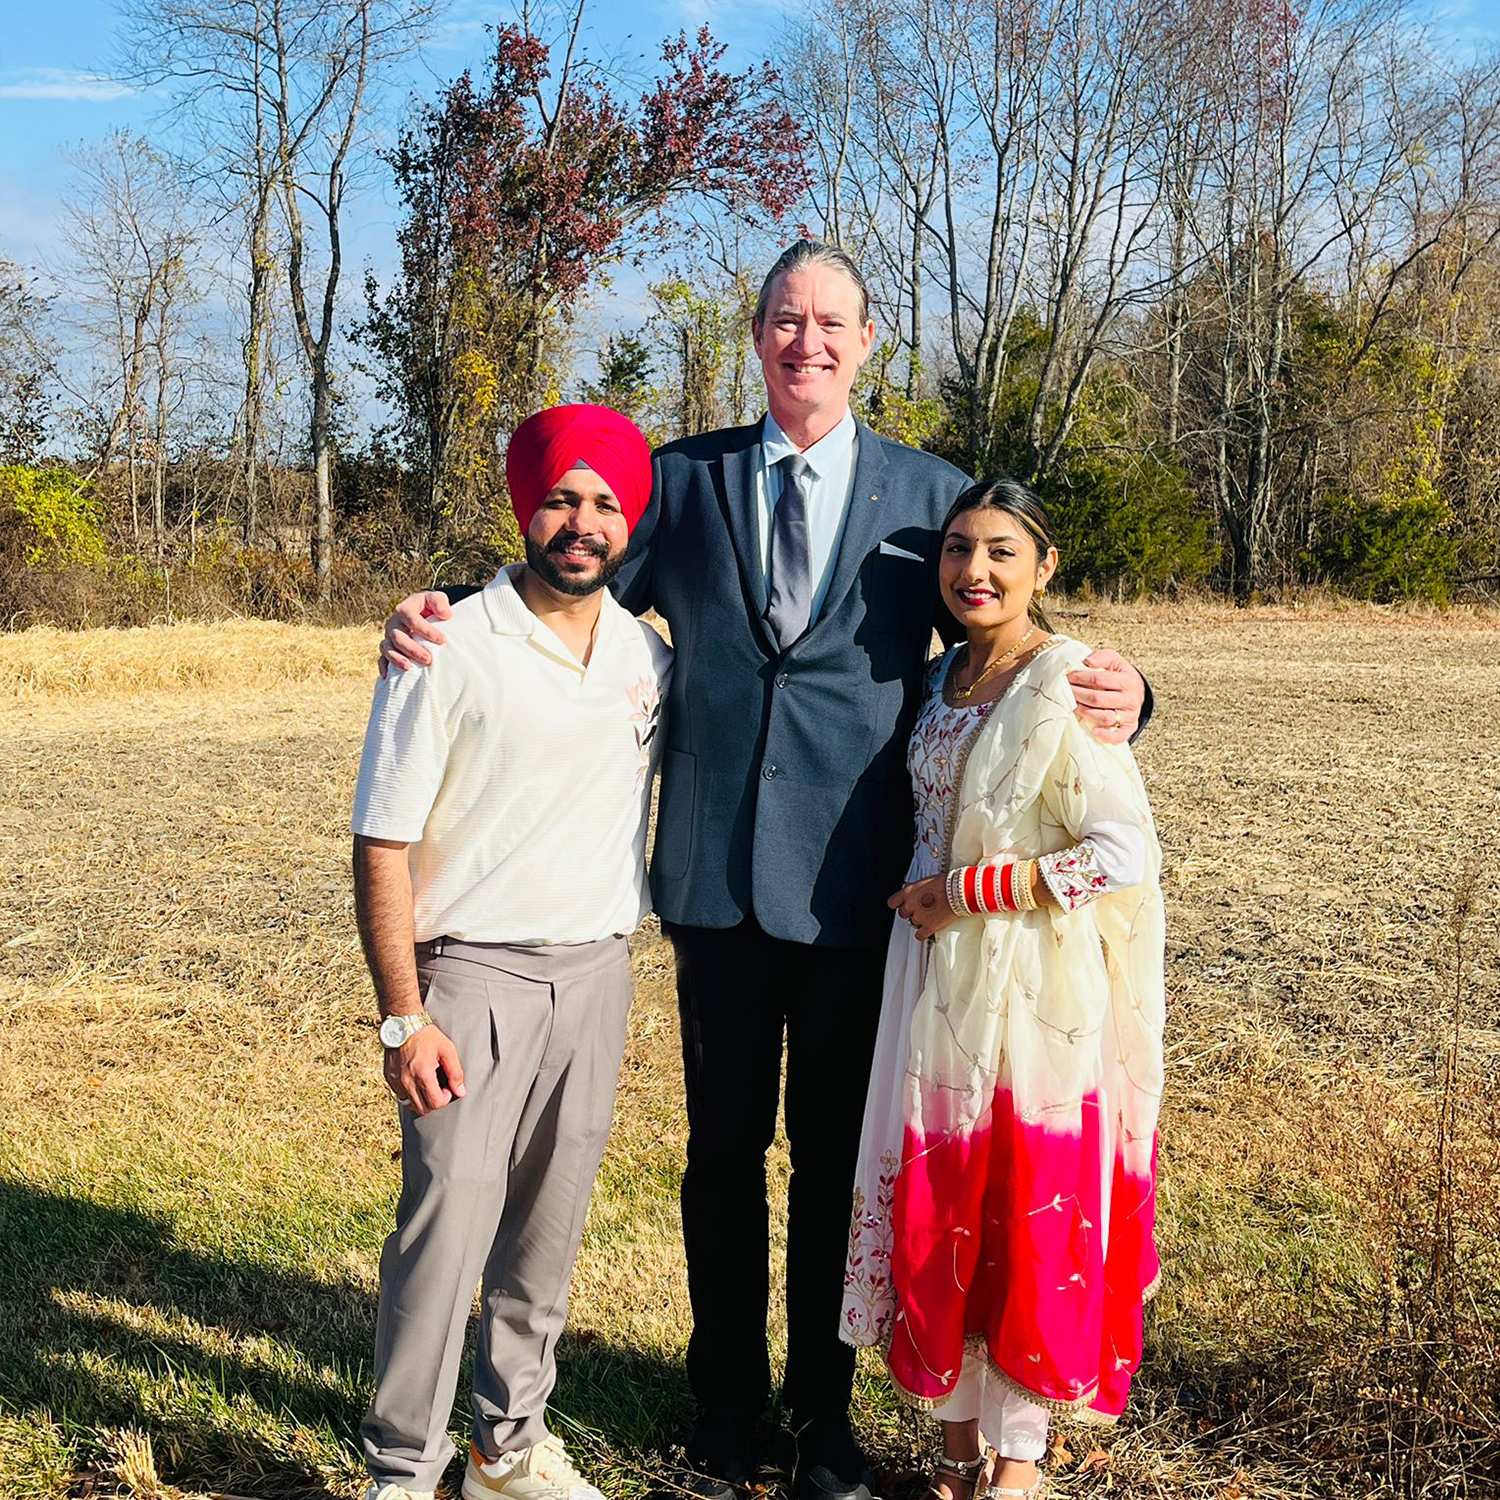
left=844, top=1148, right=900, bottom=1342
left=625, top=675, right=661, bottom=789
left=1037, top=840, right=1109, bottom=911
left=908, top=658, right=992, bottom=869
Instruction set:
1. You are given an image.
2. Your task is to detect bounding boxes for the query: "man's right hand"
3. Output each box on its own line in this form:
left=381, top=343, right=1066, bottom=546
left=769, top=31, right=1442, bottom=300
left=380, top=591, right=453, bottom=677
left=384, top=1023, right=466, bottom=1114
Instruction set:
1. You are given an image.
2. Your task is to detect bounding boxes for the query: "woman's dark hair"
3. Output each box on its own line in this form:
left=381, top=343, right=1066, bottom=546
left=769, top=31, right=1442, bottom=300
left=940, top=475, right=1057, bottom=628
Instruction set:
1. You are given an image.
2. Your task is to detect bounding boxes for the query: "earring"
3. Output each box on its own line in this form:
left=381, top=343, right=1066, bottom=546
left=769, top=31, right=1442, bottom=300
left=1037, top=584, right=1047, bottom=598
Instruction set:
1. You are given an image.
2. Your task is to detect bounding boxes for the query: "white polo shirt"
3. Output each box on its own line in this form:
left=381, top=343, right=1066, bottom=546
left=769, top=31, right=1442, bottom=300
left=351, top=564, right=673, bottom=944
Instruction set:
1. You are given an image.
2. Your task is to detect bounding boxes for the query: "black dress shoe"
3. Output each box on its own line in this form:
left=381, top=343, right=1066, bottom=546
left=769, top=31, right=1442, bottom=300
left=681, top=1408, right=755, bottom=1500
left=678, top=1468, right=749, bottom=1500
left=791, top=1461, right=878, bottom=1500
left=790, top=1415, right=880, bottom=1500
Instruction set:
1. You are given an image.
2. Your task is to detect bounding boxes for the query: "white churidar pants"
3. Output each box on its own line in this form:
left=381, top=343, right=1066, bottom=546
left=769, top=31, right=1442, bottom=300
left=936, top=1355, right=1049, bottom=1462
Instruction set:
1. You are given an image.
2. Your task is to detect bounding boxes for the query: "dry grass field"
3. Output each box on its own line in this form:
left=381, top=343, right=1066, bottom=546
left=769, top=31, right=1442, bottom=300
left=0, top=606, right=1497, bottom=1500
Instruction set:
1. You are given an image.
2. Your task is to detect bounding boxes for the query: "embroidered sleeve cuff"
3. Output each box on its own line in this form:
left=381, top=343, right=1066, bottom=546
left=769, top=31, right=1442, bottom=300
left=1037, top=842, right=1112, bottom=912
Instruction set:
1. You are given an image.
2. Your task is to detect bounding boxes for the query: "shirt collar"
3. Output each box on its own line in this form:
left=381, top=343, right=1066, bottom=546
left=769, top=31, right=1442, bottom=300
left=481, top=562, right=620, bottom=668
left=482, top=563, right=536, bottom=636
left=760, top=406, right=857, bottom=481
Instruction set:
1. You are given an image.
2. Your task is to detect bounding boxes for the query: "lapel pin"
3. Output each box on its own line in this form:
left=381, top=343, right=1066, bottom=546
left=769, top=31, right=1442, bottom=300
left=869, top=492, right=879, bottom=502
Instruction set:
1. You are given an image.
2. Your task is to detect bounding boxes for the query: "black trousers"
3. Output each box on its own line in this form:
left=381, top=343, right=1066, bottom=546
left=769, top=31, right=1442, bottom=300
left=666, top=915, right=887, bottom=1427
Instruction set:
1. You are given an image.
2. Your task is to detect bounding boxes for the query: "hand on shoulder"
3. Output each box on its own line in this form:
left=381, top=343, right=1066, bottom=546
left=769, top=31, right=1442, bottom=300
left=380, top=590, right=453, bottom=677
left=1067, top=645, right=1146, bottom=744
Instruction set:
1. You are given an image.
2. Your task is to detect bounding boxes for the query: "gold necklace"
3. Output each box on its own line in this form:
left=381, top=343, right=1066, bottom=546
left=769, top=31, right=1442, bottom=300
left=950, top=625, right=1036, bottom=702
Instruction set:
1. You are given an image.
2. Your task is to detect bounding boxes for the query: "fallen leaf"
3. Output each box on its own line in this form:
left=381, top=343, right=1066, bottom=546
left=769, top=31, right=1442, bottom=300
left=1081, top=1446, right=1110, bottom=1472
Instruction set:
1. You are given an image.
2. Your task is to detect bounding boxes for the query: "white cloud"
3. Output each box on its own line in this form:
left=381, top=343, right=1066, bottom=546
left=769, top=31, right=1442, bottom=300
left=428, top=16, right=491, bottom=52
left=0, top=69, right=138, bottom=103
left=654, top=0, right=785, bottom=25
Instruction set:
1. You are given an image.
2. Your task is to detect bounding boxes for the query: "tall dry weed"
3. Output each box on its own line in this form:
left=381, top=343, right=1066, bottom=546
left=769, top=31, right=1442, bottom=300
left=106, top=1426, right=165, bottom=1499
left=1305, top=870, right=1500, bottom=1494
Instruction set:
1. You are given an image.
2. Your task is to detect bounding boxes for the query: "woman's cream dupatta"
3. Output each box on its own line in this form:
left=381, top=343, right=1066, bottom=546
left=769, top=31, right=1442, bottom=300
left=885, top=637, right=1166, bottom=1420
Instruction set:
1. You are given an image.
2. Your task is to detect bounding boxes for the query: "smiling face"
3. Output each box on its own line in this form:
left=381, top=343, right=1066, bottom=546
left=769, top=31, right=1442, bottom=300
left=752, top=265, right=875, bottom=433
left=939, top=504, right=1058, bottom=636
left=523, top=464, right=632, bottom=597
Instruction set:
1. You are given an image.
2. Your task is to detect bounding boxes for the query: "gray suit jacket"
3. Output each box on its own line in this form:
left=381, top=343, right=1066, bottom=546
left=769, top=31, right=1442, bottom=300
left=613, top=419, right=971, bottom=949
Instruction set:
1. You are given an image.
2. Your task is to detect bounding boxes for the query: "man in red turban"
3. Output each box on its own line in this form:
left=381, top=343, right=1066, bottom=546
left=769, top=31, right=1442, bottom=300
left=504, top=403, right=652, bottom=604
left=354, top=403, right=669, bottom=1500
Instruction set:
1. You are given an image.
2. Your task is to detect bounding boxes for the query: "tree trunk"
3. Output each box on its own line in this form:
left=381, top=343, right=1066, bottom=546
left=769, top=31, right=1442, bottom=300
left=310, top=366, right=332, bottom=596
left=243, top=213, right=272, bottom=547
left=907, top=208, right=923, bottom=400
left=128, top=429, right=141, bottom=552
left=1164, top=200, right=1189, bottom=448
left=153, top=362, right=168, bottom=566
left=426, top=469, right=446, bottom=561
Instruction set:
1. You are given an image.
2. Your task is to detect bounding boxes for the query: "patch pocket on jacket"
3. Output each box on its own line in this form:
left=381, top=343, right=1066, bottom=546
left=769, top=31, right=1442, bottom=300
left=653, top=747, right=697, bottom=883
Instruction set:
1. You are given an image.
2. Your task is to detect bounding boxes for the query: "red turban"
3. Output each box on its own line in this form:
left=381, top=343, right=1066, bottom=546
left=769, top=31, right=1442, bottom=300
left=504, top=404, right=653, bottom=537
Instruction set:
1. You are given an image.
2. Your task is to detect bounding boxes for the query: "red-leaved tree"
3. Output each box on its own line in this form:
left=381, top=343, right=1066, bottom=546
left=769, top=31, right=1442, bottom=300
left=360, top=19, right=807, bottom=563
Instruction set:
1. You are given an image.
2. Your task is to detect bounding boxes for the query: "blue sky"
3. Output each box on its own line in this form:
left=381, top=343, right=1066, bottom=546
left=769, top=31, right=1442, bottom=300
left=0, top=0, right=793, bottom=271
left=5, top=0, right=1498, bottom=273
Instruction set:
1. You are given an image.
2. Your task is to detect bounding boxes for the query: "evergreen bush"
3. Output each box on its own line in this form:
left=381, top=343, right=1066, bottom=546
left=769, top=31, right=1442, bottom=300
left=1314, top=492, right=1457, bottom=602
left=1037, top=448, right=1218, bottom=595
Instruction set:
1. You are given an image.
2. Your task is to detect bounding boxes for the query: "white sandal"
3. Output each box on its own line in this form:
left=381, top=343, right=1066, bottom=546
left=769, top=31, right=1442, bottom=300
left=926, top=1452, right=988, bottom=1500
left=977, top=1477, right=1047, bottom=1500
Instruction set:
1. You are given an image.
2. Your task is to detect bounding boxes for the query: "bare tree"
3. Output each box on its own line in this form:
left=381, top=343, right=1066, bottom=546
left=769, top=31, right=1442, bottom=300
left=0, top=260, right=54, bottom=465
left=1164, top=0, right=1500, bottom=592
left=55, top=131, right=201, bottom=551
left=120, top=0, right=433, bottom=594
left=1022, top=0, right=1177, bottom=474
left=790, top=0, right=1181, bottom=471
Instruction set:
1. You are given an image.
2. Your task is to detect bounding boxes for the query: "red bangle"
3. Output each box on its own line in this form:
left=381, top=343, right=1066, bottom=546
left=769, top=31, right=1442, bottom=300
left=999, top=862, right=1017, bottom=912
left=963, top=865, right=979, bottom=915
left=980, top=864, right=999, bottom=913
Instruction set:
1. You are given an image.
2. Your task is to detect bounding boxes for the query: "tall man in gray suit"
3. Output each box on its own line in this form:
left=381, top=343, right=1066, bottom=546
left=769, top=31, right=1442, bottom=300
left=382, top=242, right=1149, bottom=1500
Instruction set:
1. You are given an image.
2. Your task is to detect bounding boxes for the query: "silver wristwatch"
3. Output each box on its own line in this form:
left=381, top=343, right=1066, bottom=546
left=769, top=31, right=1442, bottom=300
left=379, top=1012, right=433, bottom=1048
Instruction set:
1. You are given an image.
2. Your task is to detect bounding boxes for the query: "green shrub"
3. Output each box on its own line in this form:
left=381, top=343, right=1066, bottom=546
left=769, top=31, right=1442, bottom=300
left=1037, top=447, right=1218, bottom=595
left=1314, top=492, right=1456, bottom=603
left=0, top=466, right=106, bottom=570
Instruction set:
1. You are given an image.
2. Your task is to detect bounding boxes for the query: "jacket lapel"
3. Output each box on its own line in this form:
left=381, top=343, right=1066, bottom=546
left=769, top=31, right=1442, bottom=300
left=714, top=425, right=777, bottom=653
left=813, top=422, right=891, bottom=631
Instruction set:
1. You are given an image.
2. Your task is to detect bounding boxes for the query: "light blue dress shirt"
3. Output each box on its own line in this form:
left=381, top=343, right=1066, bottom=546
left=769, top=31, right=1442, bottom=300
left=755, top=407, right=859, bottom=623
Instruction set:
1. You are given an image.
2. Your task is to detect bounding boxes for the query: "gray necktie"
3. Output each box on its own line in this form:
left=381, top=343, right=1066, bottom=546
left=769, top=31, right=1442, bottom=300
left=766, top=454, right=813, bottom=649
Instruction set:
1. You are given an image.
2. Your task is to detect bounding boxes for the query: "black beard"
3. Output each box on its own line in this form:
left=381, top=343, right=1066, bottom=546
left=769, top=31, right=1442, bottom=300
left=525, top=532, right=627, bottom=597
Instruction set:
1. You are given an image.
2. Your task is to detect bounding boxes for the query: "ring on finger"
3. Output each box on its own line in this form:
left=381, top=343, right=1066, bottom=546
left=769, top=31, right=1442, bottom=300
left=1111, top=711, right=1123, bottom=730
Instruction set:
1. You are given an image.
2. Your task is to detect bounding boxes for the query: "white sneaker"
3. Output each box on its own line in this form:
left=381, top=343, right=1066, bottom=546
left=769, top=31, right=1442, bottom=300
left=462, top=1436, right=606, bottom=1500
left=365, top=1484, right=435, bottom=1500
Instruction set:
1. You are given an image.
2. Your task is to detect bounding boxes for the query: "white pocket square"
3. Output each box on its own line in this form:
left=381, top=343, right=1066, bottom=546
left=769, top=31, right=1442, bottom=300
left=878, top=540, right=924, bottom=562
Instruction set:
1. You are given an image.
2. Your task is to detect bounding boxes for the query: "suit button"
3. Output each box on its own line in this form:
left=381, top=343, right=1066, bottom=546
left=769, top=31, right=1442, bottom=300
left=775, top=672, right=789, bottom=689
left=763, top=764, right=778, bottom=780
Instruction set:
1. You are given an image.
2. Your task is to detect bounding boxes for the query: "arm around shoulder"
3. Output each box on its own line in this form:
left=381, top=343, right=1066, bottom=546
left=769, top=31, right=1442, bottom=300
left=609, top=451, right=664, bottom=616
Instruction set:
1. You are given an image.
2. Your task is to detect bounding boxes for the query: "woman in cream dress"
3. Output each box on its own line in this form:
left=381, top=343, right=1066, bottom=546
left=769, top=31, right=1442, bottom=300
left=840, top=480, right=1165, bottom=1500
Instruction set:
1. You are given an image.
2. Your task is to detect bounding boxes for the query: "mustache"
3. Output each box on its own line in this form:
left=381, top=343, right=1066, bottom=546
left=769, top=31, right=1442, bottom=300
left=547, top=532, right=610, bottom=559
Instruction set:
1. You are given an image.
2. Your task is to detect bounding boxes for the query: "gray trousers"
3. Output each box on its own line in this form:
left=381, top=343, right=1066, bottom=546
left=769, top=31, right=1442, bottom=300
left=361, top=935, right=633, bottom=1492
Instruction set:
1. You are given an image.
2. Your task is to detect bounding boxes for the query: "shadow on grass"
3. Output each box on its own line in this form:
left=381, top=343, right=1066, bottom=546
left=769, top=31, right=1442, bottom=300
left=0, top=1180, right=692, bottom=1498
